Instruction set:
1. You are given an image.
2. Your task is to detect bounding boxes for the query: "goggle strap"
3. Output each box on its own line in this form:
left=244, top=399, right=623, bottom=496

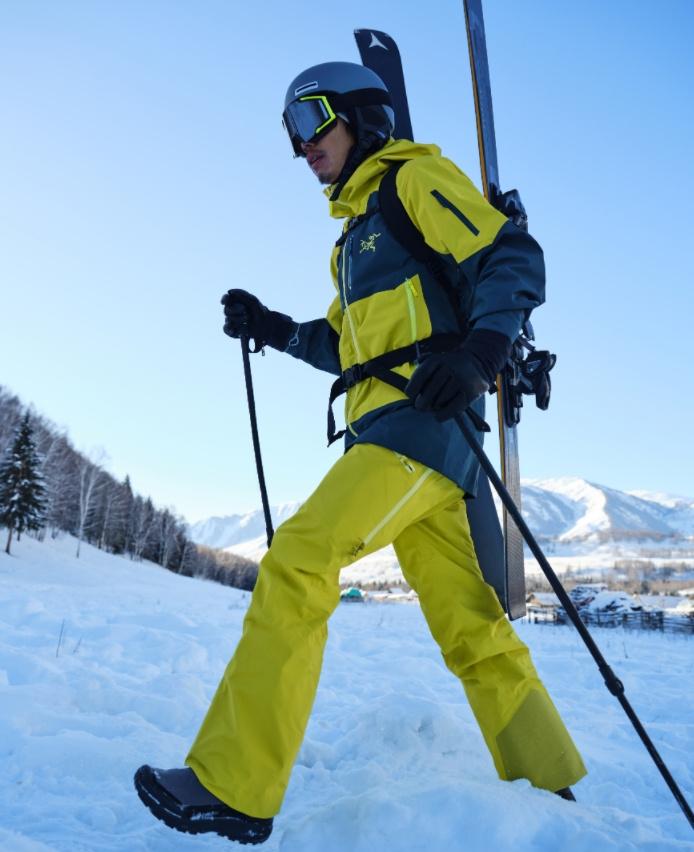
left=329, top=88, right=393, bottom=112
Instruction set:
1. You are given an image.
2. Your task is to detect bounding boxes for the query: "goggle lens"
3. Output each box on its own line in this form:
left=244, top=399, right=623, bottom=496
left=282, top=94, right=337, bottom=156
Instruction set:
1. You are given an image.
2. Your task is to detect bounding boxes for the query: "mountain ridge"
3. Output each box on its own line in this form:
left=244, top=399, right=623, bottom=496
left=189, top=477, right=693, bottom=551
left=188, top=477, right=694, bottom=587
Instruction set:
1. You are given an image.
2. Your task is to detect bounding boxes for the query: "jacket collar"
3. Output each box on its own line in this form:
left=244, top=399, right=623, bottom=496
left=325, top=138, right=441, bottom=219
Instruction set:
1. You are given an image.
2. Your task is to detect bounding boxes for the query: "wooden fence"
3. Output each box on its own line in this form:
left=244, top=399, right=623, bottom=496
left=525, top=607, right=694, bottom=635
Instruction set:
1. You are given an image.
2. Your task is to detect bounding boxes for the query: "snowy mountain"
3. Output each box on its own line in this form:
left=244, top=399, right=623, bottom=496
left=189, top=501, right=302, bottom=549
left=189, top=478, right=694, bottom=586
left=521, top=477, right=694, bottom=543
left=191, top=478, right=693, bottom=551
left=1, top=533, right=692, bottom=849
left=627, top=489, right=694, bottom=538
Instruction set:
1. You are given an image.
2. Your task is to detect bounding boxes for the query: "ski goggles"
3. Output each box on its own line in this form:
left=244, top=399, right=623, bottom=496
left=282, top=94, right=339, bottom=156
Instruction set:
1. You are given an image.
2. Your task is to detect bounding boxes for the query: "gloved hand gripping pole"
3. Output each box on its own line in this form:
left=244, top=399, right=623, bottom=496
left=453, top=410, right=694, bottom=830
left=240, top=335, right=274, bottom=548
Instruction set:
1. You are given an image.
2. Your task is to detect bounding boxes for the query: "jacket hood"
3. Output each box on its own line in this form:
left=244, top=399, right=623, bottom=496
left=325, top=138, right=441, bottom=219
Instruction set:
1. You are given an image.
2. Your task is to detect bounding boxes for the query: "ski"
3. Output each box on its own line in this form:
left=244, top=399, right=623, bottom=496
left=353, top=29, right=413, bottom=142
left=354, top=27, right=518, bottom=618
left=463, top=0, right=527, bottom=618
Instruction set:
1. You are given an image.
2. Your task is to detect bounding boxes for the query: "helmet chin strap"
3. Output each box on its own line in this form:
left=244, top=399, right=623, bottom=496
left=329, top=131, right=388, bottom=202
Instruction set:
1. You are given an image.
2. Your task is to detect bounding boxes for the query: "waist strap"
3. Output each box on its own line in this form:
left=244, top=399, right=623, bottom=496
left=327, top=333, right=489, bottom=445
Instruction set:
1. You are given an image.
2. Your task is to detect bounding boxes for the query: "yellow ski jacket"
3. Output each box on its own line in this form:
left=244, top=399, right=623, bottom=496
left=284, top=138, right=545, bottom=495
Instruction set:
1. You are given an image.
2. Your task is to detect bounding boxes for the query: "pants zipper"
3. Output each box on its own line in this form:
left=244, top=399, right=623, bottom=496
left=360, top=468, right=434, bottom=551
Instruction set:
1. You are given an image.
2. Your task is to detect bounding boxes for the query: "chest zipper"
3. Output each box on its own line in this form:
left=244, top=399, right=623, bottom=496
left=341, top=236, right=361, bottom=436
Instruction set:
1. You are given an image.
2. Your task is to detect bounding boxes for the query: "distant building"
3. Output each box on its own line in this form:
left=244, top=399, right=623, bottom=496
left=340, top=587, right=366, bottom=603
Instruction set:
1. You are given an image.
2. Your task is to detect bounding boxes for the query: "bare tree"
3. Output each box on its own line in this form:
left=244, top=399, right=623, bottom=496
left=40, top=434, right=79, bottom=536
left=0, top=387, right=22, bottom=452
left=75, top=451, right=106, bottom=558
left=131, top=496, right=155, bottom=560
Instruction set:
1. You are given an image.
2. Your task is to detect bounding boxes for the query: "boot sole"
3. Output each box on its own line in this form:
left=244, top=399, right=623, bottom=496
left=134, top=765, right=272, bottom=845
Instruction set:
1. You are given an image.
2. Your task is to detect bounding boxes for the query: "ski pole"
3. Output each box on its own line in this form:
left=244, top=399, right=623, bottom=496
left=240, top=335, right=274, bottom=548
left=454, top=410, right=694, bottom=830
left=237, top=329, right=692, bottom=826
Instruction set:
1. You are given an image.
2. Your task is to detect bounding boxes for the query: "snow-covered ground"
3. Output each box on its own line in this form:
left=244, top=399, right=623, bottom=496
left=1, top=535, right=692, bottom=851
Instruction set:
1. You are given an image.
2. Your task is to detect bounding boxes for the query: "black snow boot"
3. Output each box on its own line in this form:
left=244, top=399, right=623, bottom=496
left=555, top=787, right=576, bottom=801
left=133, top=765, right=273, bottom=845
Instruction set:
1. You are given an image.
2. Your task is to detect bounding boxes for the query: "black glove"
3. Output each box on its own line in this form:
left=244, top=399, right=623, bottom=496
left=221, top=289, right=294, bottom=351
left=405, top=329, right=512, bottom=421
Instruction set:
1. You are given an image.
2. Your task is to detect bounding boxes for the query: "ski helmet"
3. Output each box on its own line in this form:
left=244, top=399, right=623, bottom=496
left=282, top=61, right=394, bottom=157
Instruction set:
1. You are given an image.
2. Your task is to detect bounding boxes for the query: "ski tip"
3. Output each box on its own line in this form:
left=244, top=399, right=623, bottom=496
left=353, top=29, right=396, bottom=52
left=354, top=27, right=391, bottom=39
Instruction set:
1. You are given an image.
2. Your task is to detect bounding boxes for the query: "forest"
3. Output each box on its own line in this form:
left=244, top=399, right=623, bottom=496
left=0, top=384, right=258, bottom=590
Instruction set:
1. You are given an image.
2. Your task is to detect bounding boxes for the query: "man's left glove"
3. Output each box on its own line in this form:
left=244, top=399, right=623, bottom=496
left=405, top=329, right=512, bottom=421
left=221, top=289, right=295, bottom=351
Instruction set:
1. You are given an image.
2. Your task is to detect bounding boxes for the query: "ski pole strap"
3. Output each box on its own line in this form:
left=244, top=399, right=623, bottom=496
left=326, top=332, right=490, bottom=445
left=240, top=335, right=274, bottom=548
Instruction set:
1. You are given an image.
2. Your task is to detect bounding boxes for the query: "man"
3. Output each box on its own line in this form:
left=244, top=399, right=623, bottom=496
left=134, top=61, right=586, bottom=845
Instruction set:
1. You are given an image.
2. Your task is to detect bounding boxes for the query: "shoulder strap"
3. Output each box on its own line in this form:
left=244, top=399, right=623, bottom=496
left=378, top=161, right=469, bottom=335
left=378, top=163, right=432, bottom=264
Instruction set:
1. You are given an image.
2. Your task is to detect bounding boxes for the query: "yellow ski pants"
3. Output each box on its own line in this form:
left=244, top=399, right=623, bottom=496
left=186, top=443, right=586, bottom=818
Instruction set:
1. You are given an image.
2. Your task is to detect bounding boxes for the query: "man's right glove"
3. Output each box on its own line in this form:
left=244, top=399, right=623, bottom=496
left=405, top=328, right=512, bottom=422
left=221, top=289, right=295, bottom=351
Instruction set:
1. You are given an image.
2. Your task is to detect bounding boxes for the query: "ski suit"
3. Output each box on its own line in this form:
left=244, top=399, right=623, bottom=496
left=186, top=139, right=587, bottom=818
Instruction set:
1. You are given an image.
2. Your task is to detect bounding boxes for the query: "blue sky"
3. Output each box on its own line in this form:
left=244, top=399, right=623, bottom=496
left=1, top=0, right=692, bottom=522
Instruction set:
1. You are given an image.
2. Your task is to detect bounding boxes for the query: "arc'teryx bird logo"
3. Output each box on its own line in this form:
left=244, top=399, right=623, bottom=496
left=360, top=232, right=382, bottom=253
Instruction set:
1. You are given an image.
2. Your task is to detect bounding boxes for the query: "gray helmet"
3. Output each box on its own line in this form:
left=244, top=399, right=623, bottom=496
left=282, top=61, right=394, bottom=157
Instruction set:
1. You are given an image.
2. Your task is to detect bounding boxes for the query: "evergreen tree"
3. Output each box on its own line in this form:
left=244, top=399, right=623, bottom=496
left=0, top=414, right=47, bottom=554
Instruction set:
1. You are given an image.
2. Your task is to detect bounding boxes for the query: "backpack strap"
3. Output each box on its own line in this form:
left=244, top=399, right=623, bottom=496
left=378, top=162, right=470, bottom=336
left=325, top=333, right=489, bottom=446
